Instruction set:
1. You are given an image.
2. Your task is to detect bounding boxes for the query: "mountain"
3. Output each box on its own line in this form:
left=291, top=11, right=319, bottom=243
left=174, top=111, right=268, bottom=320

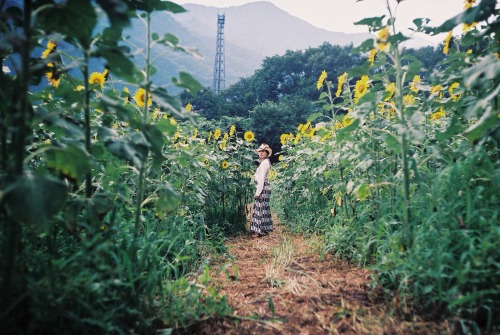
left=168, top=1, right=372, bottom=87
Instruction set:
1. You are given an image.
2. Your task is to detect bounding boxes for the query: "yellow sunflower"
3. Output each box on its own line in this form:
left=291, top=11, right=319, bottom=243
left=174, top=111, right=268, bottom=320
left=377, top=27, right=390, bottom=51
left=221, top=160, right=229, bottom=169
left=430, top=107, right=446, bottom=121
left=89, top=72, right=105, bottom=89
left=316, top=70, right=327, bottom=90
left=342, top=113, right=354, bottom=127
left=41, top=40, right=56, bottom=59
left=464, top=0, right=476, bottom=9
left=243, top=130, right=255, bottom=142
left=45, top=62, right=61, bottom=88
left=384, top=82, right=395, bottom=101
left=229, top=125, right=236, bottom=136
left=368, top=48, right=377, bottom=65
left=336, top=72, right=347, bottom=97
left=214, top=128, right=221, bottom=140
left=185, top=102, right=193, bottom=112
left=410, top=75, right=420, bottom=93
left=403, top=94, right=415, bottom=106
left=354, top=75, right=369, bottom=103
left=133, top=87, right=152, bottom=107
left=443, top=31, right=453, bottom=55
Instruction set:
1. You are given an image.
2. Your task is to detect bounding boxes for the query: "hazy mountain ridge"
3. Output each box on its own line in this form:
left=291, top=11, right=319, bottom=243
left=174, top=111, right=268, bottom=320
left=175, top=2, right=371, bottom=57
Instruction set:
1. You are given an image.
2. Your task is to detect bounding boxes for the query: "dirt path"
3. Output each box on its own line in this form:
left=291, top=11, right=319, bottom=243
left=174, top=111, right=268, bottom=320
left=187, top=215, right=447, bottom=335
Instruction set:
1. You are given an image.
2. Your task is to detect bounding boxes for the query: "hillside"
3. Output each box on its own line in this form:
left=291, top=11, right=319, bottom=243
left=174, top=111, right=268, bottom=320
left=169, top=1, right=371, bottom=87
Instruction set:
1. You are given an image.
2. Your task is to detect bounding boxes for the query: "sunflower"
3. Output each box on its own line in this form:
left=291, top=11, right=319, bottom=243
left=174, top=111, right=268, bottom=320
left=293, top=133, right=301, bottom=144
left=134, top=87, right=152, bottom=107
left=278, top=154, right=283, bottom=162
left=336, top=72, right=347, bottom=97
left=443, top=31, right=453, bottom=55
left=410, top=75, right=420, bottom=93
left=185, top=102, right=193, bottom=112
left=45, top=62, right=61, bottom=88
left=449, top=82, right=461, bottom=101
left=384, top=82, right=395, bottom=101
left=229, top=125, right=236, bottom=136
left=221, top=160, right=229, bottom=169
left=462, top=22, right=477, bottom=32
left=430, top=107, right=446, bottom=121
left=403, top=94, right=415, bottom=106
left=377, top=27, right=390, bottom=51
left=89, top=72, right=105, bottom=89
left=243, top=130, right=255, bottom=142
left=41, top=40, right=56, bottom=59
left=214, top=128, right=221, bottom=140
left=368, top=48, right=377, bottom=65
left=354, top=75, right=369, bottom=103
left=342, top=113, right=354, bottom=127
left=464, top=0, right=476, bottom=9
left=316, top=70, right=327, bottom=90
left=431, top=85, right=442, bottom=95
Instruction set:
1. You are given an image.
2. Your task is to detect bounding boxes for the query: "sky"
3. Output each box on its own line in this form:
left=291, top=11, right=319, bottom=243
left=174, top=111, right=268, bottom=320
left=176, top=0, right=468, bottom=45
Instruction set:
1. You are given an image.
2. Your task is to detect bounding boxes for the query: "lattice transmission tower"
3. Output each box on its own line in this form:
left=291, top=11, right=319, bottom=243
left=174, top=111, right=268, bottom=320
left=212, top=13, right=225, bottom=94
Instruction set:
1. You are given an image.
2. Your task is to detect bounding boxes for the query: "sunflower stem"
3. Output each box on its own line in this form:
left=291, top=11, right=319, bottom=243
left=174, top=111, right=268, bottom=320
left=134, top=11, right=152, bottom=237
left=386, top=0, right=411, bottom=251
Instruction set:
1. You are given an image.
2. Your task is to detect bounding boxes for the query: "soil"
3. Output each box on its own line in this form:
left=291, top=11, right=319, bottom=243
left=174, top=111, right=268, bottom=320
left=178, top=214, right=449, bottom=335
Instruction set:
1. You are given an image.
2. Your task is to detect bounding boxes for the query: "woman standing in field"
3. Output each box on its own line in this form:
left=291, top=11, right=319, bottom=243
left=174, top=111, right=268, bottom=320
left=251, top=143, right=273, bottom=237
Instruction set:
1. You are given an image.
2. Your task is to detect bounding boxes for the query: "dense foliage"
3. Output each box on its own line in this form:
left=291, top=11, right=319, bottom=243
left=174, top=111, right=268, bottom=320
left=0, top=0, right=255, bottom=333
left=1, top=0, right=499, bottom=334
left=271, top=0, right=499, bottom=333
left=184, top=42, right=448, bottom=155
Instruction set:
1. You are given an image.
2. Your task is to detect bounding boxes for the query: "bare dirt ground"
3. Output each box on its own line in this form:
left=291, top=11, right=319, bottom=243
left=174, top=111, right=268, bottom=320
left=182, top=215, right=449, bottom=335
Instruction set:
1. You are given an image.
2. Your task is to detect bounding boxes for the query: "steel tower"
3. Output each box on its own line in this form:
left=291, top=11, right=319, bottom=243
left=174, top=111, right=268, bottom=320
left=213, top=13, right=225, bottom=94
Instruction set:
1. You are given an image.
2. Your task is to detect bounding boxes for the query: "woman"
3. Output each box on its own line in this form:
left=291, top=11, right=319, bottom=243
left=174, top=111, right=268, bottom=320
left=251, top=143, right=273, bottom=236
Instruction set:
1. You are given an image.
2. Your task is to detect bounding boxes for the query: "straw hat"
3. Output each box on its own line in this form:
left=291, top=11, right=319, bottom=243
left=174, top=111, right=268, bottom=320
left=256, top=143, right=272, bottom=156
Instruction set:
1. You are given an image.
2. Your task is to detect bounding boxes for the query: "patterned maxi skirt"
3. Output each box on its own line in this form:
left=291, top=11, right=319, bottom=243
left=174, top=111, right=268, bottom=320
left=251, top=179, right=273, bottom=234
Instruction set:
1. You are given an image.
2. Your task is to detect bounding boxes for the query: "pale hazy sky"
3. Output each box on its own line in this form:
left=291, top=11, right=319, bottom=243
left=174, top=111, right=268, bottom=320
left=176, top=0, right=468, bottom=44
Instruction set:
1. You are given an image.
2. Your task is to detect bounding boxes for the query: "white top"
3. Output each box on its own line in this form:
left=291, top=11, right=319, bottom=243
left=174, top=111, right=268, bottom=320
left=254, top=158, right=271, bottom=196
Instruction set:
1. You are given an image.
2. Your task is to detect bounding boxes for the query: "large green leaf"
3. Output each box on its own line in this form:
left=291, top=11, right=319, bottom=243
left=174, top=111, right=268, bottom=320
left=36, top=0, right=97, bottom=48
left=129, top=0, right=186, bottom=13
left=46, top=145, right=91, bottom=184
left=99, top=127, right=150, bottom=167
left=1, top=174, right=67, bottom=228
left=425, top=0, right=497, bottom=34
left=172, top=72, right=203, bottom=95
left=95, top=0, right=131, bottom=29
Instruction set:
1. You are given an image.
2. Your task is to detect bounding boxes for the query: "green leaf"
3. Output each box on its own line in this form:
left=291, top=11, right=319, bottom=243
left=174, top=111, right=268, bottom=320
left=172, top=72, right=203, bottom=95
left=425, top=0, right=496, bottom=35
left=354, top=15, right=386, bottom=29
left=95, top=0, right=131, bottom=29
left=1, top=174, right=67, bottom=228
left=464, top=105, right=498, bottom=142
left=46, top=145, right=91, bottom=184
left=36, top=0, right=97, bottom=48
left=99, top=127, right=150, bottom=168
left=307, top=112, right=323, bottom=123
left=156, top=185, right=180, bottom=215
left=130, top=0, right=186, bottom=13
left=96, top=46, right=141, bottom=82
left=143, top=124, right=166, bottom=159
left=356, top=183, right=371, bottom=201
left=387, top=32, right=410, bottom=45
left=352, top=38, right=376, bottom=54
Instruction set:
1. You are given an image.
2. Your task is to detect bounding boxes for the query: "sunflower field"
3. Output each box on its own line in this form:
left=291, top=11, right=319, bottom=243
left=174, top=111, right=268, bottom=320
left=272, top=0, right=499, bottom=332
left=1, top=0, right=499, bottom=334
left=0, top=0, right=257, bottom=333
